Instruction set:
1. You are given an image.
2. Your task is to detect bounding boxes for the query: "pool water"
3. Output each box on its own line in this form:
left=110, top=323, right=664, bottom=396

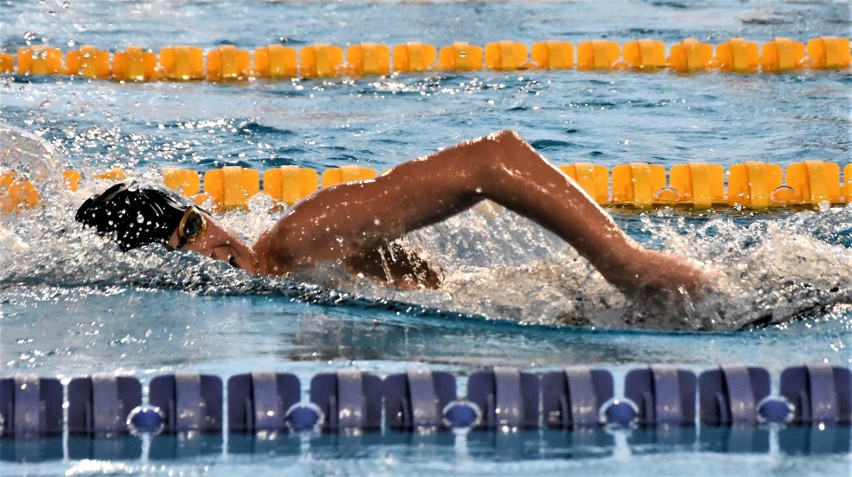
left=1, top=0, right=850, bottom=475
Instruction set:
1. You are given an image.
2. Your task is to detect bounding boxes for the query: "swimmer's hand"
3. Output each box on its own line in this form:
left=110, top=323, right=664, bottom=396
left=603, top=249, right=716, bottom=326
left=606, top=249, right=709, bottom=296
left=644, top=251, right=709, bottom=296
left=344, top=242, right=443, bottom=290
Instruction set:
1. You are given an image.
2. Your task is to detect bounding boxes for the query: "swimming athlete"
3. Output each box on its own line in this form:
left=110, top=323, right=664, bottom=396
left=76, top=130, right=709, bottom=303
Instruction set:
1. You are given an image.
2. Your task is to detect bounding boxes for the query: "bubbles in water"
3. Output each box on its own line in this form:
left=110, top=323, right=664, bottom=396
left=1, top=124, right=849, bottom=332
left=14, top=223, right=852, bottom=330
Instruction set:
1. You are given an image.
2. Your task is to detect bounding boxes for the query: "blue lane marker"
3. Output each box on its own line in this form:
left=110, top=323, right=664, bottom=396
left=781, top=364, right=850, bottom=425
left=493, top=367, right=522, bottom=428
left=14, top=375, right=41, bottom=435
left=625, top=366, right=695, bottom=426
left=227, top=372, right=300, bottom=433
left=541, top=367, right=614, bottom=428
left=1, top=363, right=850, bottom=443
left=405, top=369, right=439, bottom=428
left=68, top=376, right=142, bottom=435
left=653, top=366, right=683, bottom=424
left=565, top=367, right=602, bottom=427
left=92, top=376, right=122, bottom=433
left=336, top=369, right=365, bottom=429
left=722, top=366, right=758, bottom=424
left=149, top=373, right=222, bottom=434
left=250, top=372, right=282, bottom=431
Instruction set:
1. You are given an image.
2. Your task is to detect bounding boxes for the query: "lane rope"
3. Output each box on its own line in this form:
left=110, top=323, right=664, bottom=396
left=1, top=36, right=849, bottom=81
left=0, top=364, right=847, bottom=441
left=3, top=160, right=850, bottom=214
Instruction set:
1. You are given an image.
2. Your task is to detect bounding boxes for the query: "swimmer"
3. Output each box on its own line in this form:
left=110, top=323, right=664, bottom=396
left=76, top=130, right=708, bottom=303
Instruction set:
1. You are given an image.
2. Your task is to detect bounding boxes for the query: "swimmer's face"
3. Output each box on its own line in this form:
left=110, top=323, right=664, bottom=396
left=167, top=207, right=257, bottom=274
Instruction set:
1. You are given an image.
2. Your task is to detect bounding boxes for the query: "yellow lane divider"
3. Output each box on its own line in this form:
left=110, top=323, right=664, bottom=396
left=0, top=171, right=41, bottom=213
left=2, top=161, right=850, bottom=214
left=0, top=37, right=848, bottom=81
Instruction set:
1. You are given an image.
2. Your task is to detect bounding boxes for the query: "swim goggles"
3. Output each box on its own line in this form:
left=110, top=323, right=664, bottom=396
left=176, top=206, right=207, bottom=249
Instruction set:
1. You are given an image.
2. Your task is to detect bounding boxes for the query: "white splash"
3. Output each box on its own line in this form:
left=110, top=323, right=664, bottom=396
left=1, top=125, right=849, bottom=331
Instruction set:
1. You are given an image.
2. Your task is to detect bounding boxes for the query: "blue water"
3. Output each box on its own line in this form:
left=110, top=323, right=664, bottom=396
left=1, top=0, right=851, bottom=475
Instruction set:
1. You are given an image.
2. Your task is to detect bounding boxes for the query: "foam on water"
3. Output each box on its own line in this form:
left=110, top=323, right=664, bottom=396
left=2, top=127, right=849, bottom=331
left=305, top=202, right=852, bottom=330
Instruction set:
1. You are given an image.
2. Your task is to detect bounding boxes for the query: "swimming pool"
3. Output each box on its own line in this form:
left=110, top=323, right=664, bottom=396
left=1, top=0, right=850, bottom=475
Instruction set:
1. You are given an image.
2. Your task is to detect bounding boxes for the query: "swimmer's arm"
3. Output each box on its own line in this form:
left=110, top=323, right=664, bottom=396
left=252, top=130, right=707, bottom=297
left=343, top=242, right=444, bottom=290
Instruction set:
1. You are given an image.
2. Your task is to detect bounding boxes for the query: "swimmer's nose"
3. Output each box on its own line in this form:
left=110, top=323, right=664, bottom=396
left=209, top=249, right=232, bottom=265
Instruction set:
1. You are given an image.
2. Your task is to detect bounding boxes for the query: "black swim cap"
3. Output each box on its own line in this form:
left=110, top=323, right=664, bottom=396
left=75, top=182, right=190, bottom=251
